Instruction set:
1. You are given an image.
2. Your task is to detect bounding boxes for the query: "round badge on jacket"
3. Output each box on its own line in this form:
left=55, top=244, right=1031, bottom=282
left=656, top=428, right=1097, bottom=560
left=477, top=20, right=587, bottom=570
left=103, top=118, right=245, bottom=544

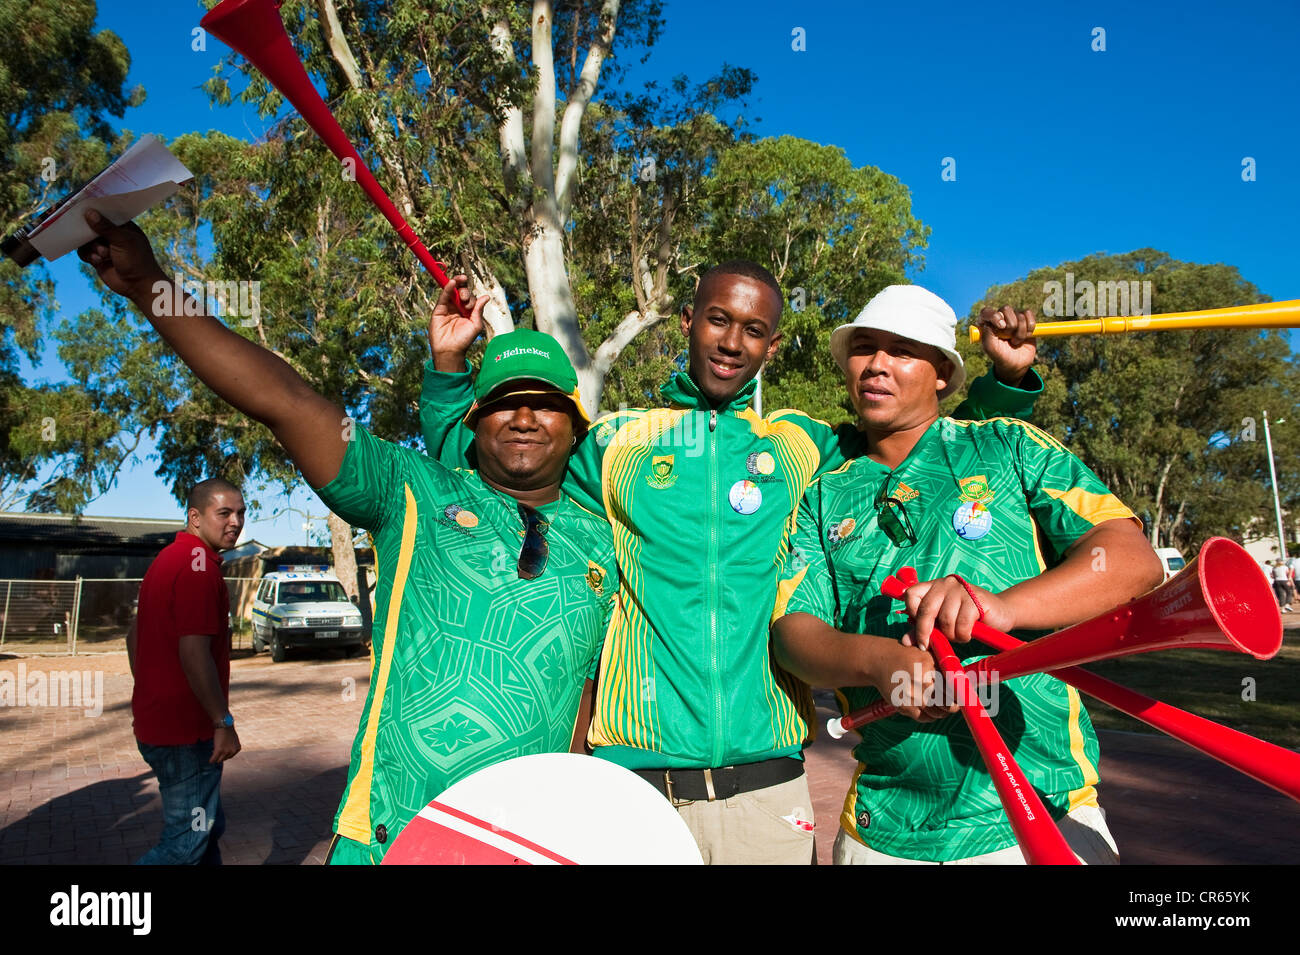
left=952, top=500, right=992, bottom=540
left=728, top=479, right=762, bottom=515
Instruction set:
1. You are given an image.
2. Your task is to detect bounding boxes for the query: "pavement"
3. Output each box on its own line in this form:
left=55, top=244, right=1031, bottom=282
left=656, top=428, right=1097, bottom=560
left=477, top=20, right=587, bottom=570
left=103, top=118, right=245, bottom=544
left=1, top=647, right=1298, bottom=866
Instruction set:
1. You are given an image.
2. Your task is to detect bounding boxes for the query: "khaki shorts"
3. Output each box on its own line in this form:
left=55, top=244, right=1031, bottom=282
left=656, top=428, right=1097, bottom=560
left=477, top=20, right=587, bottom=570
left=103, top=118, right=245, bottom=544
left=673, top=774, right=817, bottom=865
left=833, top=803, right=1120, bottom=865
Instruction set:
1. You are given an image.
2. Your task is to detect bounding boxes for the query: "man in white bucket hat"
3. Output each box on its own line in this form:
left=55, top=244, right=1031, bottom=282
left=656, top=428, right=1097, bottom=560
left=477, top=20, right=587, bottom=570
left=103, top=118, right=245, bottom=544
left=829, top=284, right=968, bottom=399
left=772, top=284, right=1163, bottom=864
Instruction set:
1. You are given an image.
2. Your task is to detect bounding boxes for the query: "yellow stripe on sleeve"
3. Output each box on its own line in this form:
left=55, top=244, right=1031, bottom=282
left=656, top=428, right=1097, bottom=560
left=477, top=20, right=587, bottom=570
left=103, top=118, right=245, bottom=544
left=336, top=484, right=418, bottom=844
left=1068, top=785, right=1100, bottom=813
left=766, top=407, right=834, bottom=430
left=1041, top=487, right=1139, bottom=527
left=984, top=416, right=1071, bottom=454
left=771, top=565, right=808, bottom=622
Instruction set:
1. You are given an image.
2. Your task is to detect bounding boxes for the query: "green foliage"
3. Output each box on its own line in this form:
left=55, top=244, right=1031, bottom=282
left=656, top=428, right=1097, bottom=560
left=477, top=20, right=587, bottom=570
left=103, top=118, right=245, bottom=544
left=967, top=251, right=1300, bottom=551
left=571, top=76, right=758, bottom=409
left=0, top=0, right=712, bottom=512
left=0, top=0, right=144, bottom=510
left=47, top=2, right=930, bottom=517
left=694, top=136, right=930, bottom=423
left=183, top=0, right=741, bottom=419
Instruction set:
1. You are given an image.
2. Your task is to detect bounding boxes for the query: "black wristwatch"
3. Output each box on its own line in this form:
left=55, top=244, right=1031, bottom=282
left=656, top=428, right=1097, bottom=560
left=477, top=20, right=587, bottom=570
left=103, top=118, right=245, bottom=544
left=214, top=713, right=234, bottom=730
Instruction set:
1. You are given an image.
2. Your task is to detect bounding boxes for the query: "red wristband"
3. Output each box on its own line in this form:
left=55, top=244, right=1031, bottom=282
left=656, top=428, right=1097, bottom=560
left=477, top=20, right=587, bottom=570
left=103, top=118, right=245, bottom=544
left=947, top=573, right=985, bottom=620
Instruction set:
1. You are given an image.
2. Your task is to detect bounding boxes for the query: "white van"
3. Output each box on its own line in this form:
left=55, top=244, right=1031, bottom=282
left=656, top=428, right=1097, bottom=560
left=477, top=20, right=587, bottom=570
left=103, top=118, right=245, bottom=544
left=251, top=567, right=367, bottom=661
left=1154, top=547, right=1186, bottom=582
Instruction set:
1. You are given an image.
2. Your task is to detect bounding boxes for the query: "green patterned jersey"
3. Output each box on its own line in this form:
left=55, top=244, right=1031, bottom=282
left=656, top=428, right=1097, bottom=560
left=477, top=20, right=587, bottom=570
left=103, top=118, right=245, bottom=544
left=312, top=426, right=617, bottom=854
left=775, top=415, right=1139, bottom=861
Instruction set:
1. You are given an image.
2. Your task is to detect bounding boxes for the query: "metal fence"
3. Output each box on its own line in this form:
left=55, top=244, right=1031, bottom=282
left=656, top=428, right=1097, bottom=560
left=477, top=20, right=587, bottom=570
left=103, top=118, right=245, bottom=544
left=0, top=577, right=261, bottom=655
left=0, top=579, right=79, bottom=650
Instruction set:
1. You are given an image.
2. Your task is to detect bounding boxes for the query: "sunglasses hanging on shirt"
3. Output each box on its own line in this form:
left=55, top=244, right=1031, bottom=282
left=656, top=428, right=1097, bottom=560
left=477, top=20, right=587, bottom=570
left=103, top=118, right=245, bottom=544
left=874, top=475, right=917, bottom=548
left=516, top=502, right=551, bottom=579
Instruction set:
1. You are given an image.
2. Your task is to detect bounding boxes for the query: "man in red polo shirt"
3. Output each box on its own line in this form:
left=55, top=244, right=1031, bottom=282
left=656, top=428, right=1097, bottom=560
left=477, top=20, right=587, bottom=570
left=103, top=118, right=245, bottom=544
left=129, top=477, right=245, bottom=865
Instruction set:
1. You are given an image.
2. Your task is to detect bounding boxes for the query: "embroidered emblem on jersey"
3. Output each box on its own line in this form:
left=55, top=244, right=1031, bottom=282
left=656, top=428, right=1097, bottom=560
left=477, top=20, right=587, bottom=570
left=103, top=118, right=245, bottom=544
left=728, top=479, right=762, bottom=515
left=646, top=454, right=678, bottom=489
left=585, top=561, right=606, bottom=596
left=894, top=482, right=920, bottom=503
left=957, top=475, right=994, bottom=504
left=746, top=451, right=777, bottom=476
left=952, top=500, right=993, bottom=540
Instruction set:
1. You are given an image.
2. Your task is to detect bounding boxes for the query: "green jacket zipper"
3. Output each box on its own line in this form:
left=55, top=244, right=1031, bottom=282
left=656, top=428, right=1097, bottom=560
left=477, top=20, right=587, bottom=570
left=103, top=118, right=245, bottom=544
left=708, top=407, right=723, bottom=767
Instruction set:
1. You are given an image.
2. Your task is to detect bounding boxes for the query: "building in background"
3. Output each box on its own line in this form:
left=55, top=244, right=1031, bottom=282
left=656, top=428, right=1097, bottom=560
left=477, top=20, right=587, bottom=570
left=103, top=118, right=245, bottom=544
left=0, top=512, right=180, bottom=580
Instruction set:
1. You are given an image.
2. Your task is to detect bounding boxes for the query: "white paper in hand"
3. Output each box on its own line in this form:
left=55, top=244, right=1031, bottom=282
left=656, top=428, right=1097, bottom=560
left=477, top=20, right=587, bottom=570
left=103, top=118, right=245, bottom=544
left=27, top=135, right=193, bottom=261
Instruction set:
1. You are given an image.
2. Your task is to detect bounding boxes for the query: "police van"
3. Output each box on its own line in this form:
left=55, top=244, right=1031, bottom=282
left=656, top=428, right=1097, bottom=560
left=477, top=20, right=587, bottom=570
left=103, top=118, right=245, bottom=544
left=1154, top=547, right=1186, bottom=582
left=251, top=566, right=367, bottom=661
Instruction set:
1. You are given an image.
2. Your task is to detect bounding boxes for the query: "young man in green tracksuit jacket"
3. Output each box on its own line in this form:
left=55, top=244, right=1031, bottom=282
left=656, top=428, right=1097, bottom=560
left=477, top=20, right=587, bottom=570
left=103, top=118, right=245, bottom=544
left=421, top=261, right=1042, bottom=863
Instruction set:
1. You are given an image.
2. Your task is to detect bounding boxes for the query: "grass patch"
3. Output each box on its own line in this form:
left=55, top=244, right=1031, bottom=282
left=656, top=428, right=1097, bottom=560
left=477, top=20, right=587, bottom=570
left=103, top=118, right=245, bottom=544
left=1082, top=631, right=1300, bottom=749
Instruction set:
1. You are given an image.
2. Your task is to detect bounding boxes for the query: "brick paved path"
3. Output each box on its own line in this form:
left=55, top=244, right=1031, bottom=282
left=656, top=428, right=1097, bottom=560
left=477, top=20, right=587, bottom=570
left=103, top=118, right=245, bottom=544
left=0, top=651, right=363, bottom=865
left=2, top=650, right=1297, bottom=865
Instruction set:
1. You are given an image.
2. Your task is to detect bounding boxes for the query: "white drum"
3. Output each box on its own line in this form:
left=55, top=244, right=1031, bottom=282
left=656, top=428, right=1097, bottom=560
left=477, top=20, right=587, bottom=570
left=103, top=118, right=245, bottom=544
left=382, top=753, right=703, bottom=865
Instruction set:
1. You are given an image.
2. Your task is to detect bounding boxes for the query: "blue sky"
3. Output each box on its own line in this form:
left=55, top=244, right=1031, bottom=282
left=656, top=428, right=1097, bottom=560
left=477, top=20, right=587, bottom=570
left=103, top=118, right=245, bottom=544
left=18, top=0, right=1300, bottom=542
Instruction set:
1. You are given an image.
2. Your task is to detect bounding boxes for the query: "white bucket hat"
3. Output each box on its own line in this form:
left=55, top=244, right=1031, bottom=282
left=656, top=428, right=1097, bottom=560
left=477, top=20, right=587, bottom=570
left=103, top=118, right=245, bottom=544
left=829, top=284, right=966, bottom=399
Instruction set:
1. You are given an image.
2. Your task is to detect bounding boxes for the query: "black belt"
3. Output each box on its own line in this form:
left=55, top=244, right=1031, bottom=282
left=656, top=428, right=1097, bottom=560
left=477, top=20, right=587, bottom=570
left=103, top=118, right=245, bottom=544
left=633, top=757, right=804, bottom=802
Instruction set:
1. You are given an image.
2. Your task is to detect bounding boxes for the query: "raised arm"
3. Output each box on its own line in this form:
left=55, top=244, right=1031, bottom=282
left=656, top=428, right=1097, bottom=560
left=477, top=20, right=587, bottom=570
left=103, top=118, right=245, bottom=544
left=79, top=212, right=345, bottom=488
left=419, top=362, right=477, bottom=468
left=419, top=282, right=488, bottom=467
left=952, top=305, right=1043, bottom=421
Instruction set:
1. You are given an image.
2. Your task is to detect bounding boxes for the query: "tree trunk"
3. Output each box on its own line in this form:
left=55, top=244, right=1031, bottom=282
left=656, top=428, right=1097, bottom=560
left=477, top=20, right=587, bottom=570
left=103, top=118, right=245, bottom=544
left=483, top=0, right=638, bottom=415
left=1170, top=498, right=1187, bottom=552
left=574, top=363, right=607, bottom=416
left=327, top=511, right=359, bottom=600
left=524, top=222, right=600, bottom=405
left=1150, top=456, right=1176, bottom=547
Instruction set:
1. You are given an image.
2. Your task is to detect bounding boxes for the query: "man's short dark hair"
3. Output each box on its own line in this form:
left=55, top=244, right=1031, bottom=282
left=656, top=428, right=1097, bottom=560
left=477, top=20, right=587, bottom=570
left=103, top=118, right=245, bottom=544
left=694, top=260, right=785, bottom=318
left=186, top=478, right=242, bottom=516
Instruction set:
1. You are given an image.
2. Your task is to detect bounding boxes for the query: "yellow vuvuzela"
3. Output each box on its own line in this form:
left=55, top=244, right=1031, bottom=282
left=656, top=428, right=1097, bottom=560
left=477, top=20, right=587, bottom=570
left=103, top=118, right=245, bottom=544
left=969, top=299, right=1300, bottom=343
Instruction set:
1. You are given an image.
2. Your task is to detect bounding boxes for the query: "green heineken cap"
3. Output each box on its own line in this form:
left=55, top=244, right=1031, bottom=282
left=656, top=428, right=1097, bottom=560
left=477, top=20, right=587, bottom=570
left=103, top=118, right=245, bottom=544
left=464, top=328, right=590, bottom=426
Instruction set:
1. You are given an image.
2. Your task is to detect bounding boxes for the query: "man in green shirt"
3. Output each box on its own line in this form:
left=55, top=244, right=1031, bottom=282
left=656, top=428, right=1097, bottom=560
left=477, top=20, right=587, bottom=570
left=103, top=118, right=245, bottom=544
left=421, top=262, right=1043, bottom=864
left=772, top=284, right=1165, bottom=864
left=79, top=212, right=618, bottom=865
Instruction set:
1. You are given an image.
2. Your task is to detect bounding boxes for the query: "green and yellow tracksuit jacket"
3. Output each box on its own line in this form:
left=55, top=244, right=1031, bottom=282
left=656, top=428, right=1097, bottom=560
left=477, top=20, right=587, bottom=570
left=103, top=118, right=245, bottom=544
left=420, top=363, right=1041, bottom=771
